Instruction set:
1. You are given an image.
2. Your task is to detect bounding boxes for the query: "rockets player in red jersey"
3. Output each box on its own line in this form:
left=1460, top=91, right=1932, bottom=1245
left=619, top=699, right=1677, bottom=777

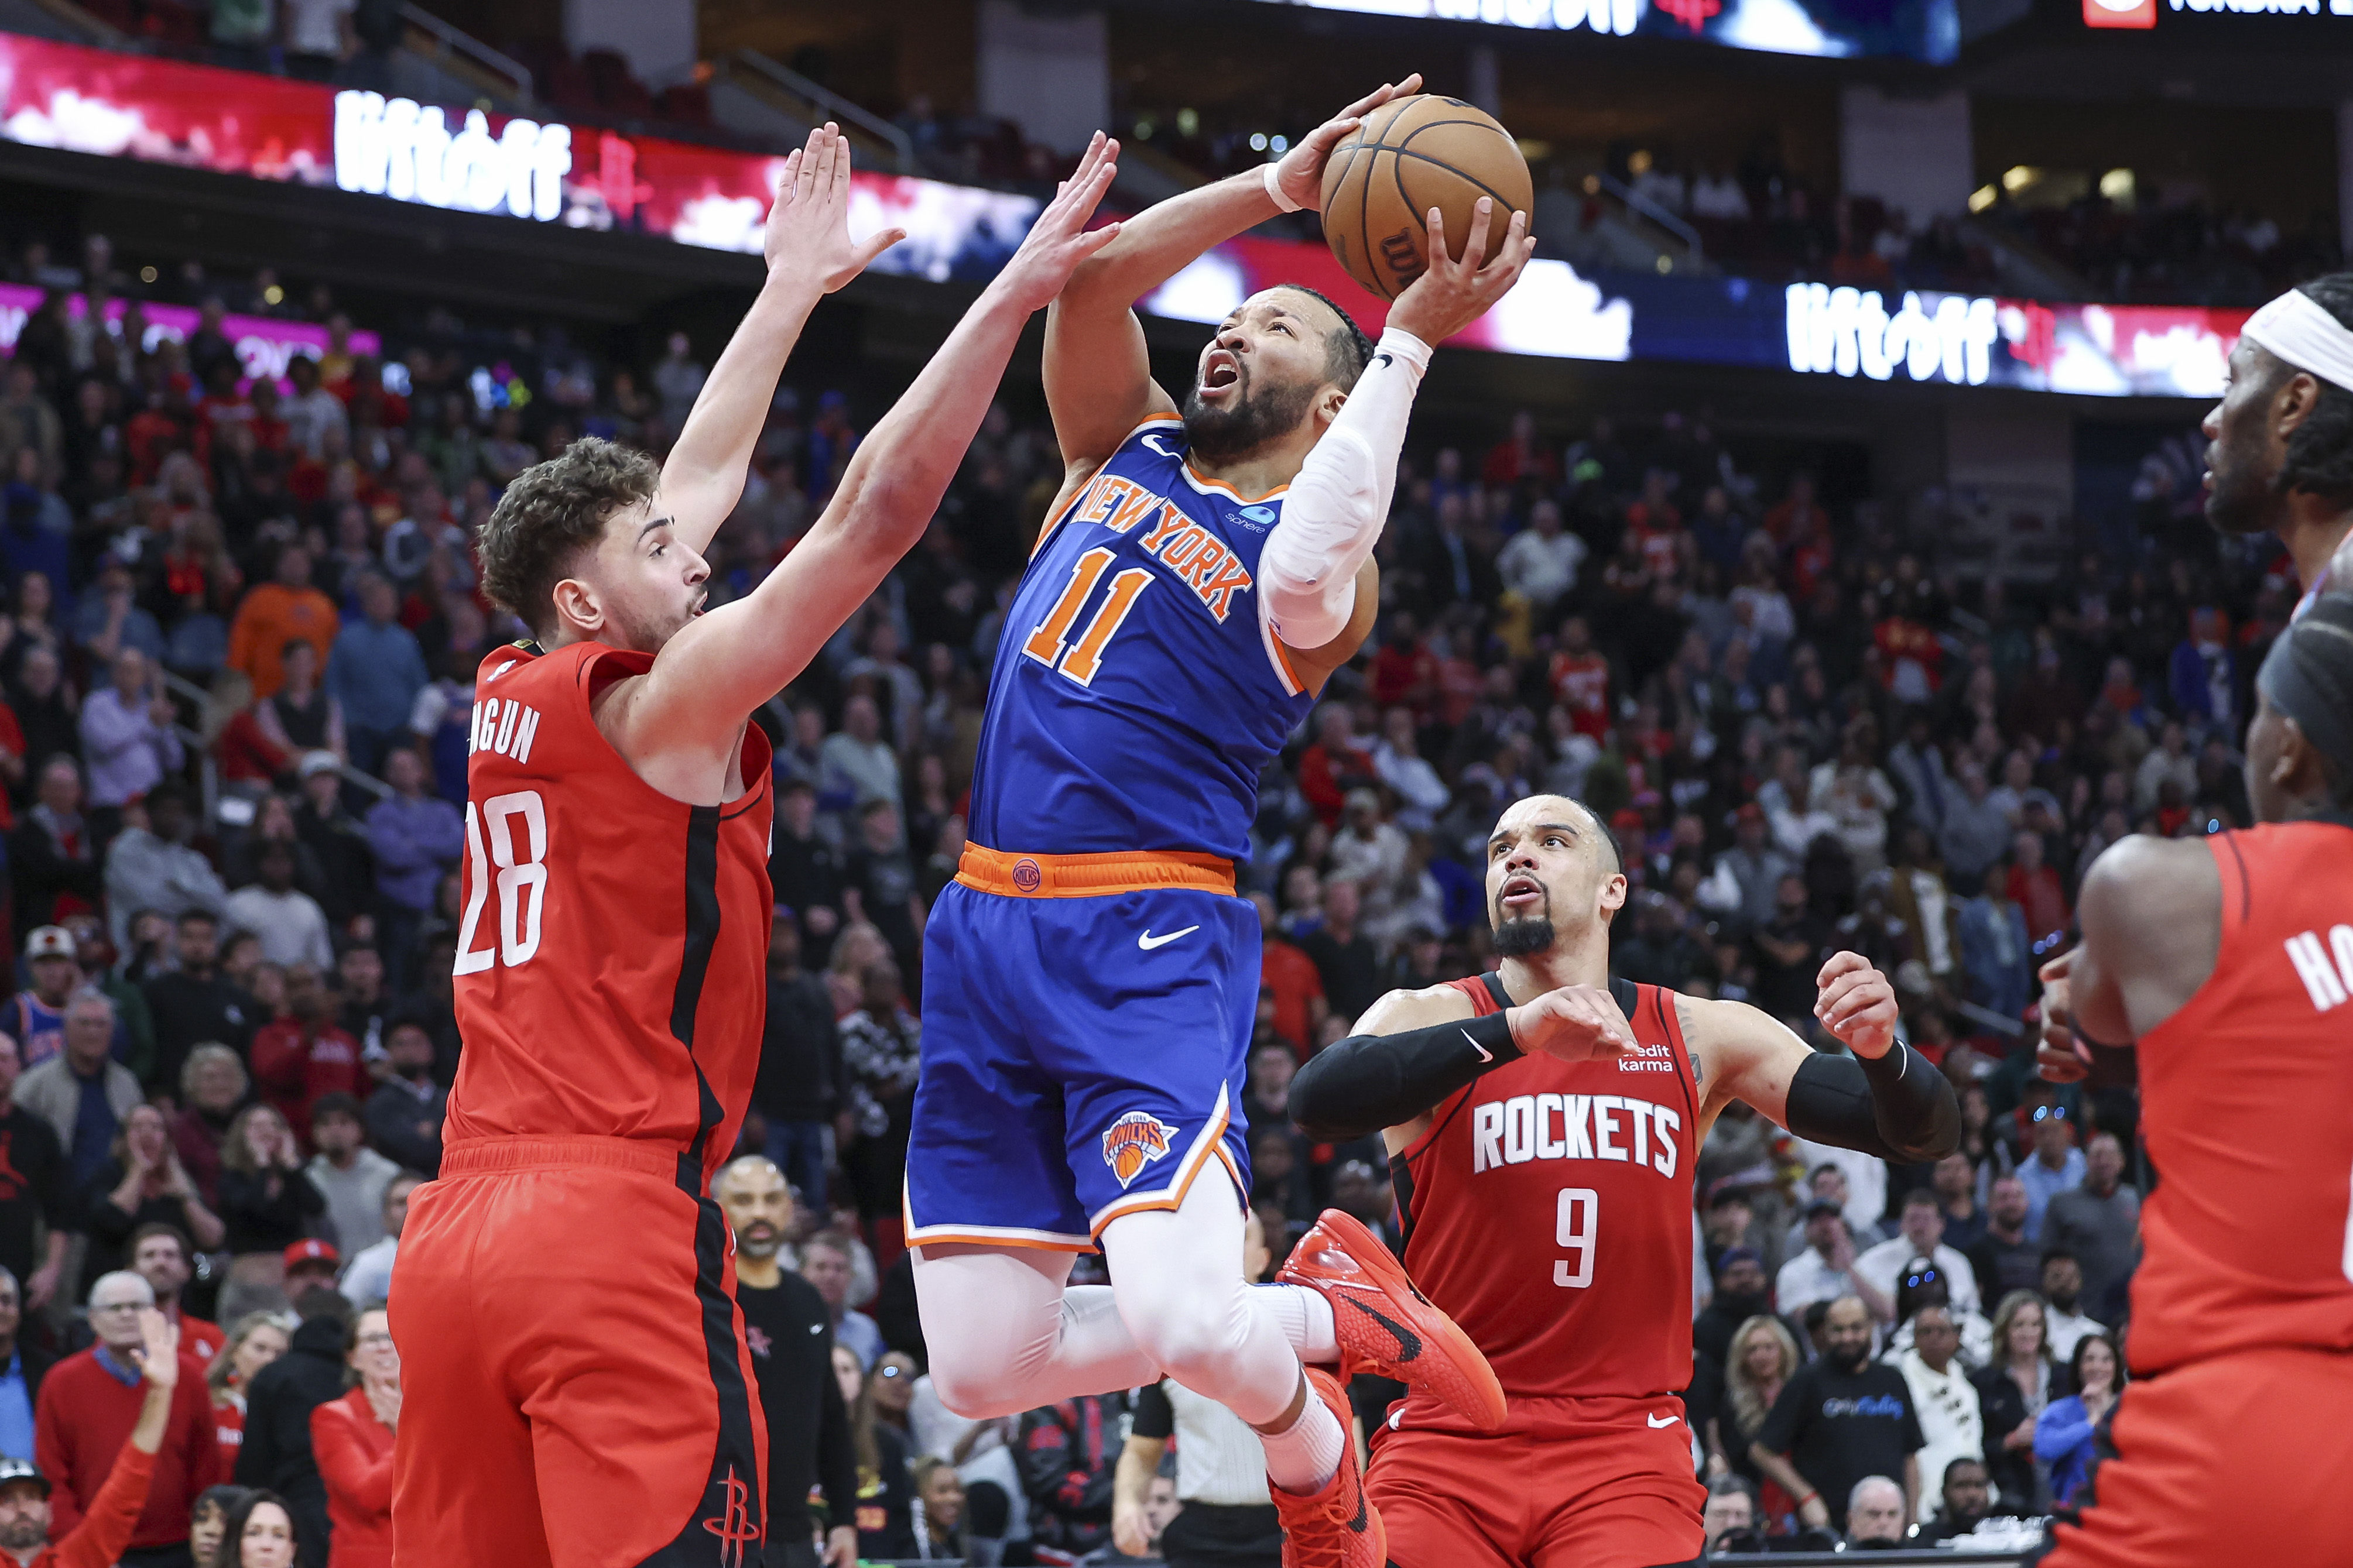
left=2028, top=593, right=2353, bottom=1567
left=387, top=128, right=1125, bottom=1568
left=1286, top=794, right=1960, bottom=1568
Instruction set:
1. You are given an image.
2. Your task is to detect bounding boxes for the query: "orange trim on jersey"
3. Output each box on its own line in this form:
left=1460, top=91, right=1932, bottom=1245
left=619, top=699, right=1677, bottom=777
left=1182, top=464, right=1290, bottom=505
left=902, top=1175, right=1098, bottom=1254
left=1088, top=1087, right=1235, bottom=1238
left=955, top=843, right=1237, bottom=898
left=1267, top=631, right=1304, bottom=692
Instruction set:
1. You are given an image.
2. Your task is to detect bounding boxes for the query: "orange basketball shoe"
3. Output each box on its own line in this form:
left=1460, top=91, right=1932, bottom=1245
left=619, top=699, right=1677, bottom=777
left=1269, top=1368, right=1386, bottom=1568
left=1277, top=1207, right=1508, bottom=1431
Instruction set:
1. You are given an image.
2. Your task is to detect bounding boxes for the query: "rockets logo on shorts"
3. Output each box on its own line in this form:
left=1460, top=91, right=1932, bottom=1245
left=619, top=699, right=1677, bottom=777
left=1101, top=1111, right=1178, bottom=1187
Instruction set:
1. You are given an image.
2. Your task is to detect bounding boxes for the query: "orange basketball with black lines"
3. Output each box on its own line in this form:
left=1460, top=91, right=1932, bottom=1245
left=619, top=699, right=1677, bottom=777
left=1319, top=94, right=1533, bottom=301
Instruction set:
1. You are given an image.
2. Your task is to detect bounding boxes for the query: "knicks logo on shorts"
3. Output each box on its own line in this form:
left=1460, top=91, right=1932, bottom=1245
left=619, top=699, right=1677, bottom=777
left=1101, top=1111, right=1179, bottom=1188
left=1012, top=857, right=1043, bottom=893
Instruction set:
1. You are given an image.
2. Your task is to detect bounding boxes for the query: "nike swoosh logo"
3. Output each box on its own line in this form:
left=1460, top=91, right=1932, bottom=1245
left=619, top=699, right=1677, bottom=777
left=809, top=1323, right=824, bottom=1334
left=1142, top=434, right=1179, bottom=458
left=1347, top=1481, right=1370, bottom=1534
left=1339, top=1295, right=1424, bottom=1365
left=1138, top=926, right=1200, bottom=951
left=1463, top=1028, right=1493, bottom=1063
left=1648, top=1413, right=1679, bottom=1428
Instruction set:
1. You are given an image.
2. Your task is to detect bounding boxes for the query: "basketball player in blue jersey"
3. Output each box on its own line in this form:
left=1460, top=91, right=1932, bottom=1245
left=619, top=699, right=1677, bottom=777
left=909, top=76, right=1537, bottom=1567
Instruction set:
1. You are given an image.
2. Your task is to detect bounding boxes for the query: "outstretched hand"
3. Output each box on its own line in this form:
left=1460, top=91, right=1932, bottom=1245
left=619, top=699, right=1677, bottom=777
left=1507, top=983, right=1639, bottom=1065
left=764, top=123, right=906, bottom=293
left=995, top=132, right=1124, bottom=314
left=1272, top=74, right=1425, bottom=213
left=132, top=1308, right=181, bottom=1392
left=1813, top=950, right=1899, bottom=1059
left=1386, top=198, right=1538, bottom=346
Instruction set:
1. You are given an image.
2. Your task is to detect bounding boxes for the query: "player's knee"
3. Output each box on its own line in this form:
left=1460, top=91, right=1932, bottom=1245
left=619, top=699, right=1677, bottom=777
left=925, top=1357, right=1029, bottom=1421
left=1123, top=1291, right=1249, bottom=1388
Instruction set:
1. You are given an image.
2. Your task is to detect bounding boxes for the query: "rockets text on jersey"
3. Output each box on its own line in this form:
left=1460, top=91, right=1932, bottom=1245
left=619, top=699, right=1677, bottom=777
left=962, top=416, right=1316, bottom=862
left=2126, top=820, right=2353, bottom=1375
left=1390, top=973, right=1700, bottom=1422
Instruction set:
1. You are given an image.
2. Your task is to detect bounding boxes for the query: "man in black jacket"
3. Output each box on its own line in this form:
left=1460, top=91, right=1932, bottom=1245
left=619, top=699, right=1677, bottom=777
left=361, top=1016, right=445, bottom=1177
left=234, top=1286, right=351, bottom=1567
left=714, top=1157, right=857, bottom=1568
left=141, top=912, right=260, bottom=1098
left=752, top=917, right=842, bottom=1209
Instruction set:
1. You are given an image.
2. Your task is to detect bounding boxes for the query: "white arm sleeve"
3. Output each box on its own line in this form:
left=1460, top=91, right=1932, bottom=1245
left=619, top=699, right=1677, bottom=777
left=1259, top=327, right=1431, bottom=650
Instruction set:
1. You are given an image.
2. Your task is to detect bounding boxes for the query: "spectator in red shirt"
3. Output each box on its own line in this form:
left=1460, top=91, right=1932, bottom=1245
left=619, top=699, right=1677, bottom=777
left=1367, top=610, right=1438, bottom=715
left=32, top=1274, right=218, bottom=1559
left=2003, top=829, right=2070, bottom=945
left=207, top=1312, right=289, bottom=1483
left=1295, top=706, right=1374, bottom=829
left=1548, top=615, right=1612, bottom=739
left=125, top=1226, right=226, bottom=1367
left=4, top=1306, right=181, bottom=1568
left=1481, top=409, right=1560, bottom=488
left=311, top=1306, right=398, bottom=1568
left=1249, top=893, right=1326, bottom=1055
left=1762, top=471, right=1828, bottom=546
left=247, top=963, right=364, bottom=1142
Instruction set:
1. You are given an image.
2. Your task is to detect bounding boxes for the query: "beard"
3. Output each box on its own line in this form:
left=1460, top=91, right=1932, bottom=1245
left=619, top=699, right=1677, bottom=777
left=1714, top=1287, right=1770, bottom=1322
left=1493, top=917, right=1557, bottom=958
left=2204, top=437, right=2282, bottom=537
left=1181, top=364, right=1318, bottom=465
left=1830, top=1343, right=1871, bottom=1374
left=0, top=1518, right=42, bottom=1552
left=737, top=1223, right=780, bottom=1261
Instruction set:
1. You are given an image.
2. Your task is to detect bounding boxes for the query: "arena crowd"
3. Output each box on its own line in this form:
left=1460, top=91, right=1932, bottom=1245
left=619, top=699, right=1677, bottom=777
left=0, top=228, right=2304, bottom=1563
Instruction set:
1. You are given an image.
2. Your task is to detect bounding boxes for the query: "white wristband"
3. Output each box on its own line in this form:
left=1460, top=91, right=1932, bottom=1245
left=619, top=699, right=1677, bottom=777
left=1262, top=160, right=1304, bottom=214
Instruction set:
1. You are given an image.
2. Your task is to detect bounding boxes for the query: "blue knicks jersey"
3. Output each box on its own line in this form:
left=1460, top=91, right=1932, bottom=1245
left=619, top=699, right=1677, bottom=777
left=966, top=416, right=1316, bottom=861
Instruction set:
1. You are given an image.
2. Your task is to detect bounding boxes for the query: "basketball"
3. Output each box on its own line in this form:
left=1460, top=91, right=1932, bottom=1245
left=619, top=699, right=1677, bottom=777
left=1319, top=94, right=1533, bottom=301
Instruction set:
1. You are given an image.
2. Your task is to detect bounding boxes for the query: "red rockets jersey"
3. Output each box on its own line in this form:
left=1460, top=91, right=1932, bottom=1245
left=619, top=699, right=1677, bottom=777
left=2127, top=821, right=2353, bottom=1375
left=444, top=640, right=775, bottom=1189
left=1392, top=973, right=1699, bottom=1421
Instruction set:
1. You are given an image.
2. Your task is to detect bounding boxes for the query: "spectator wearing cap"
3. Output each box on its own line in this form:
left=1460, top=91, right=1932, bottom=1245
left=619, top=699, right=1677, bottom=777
left=8, top=927, right=82, bottom=1071
left=361, top=747, right=461, bottom=986
left=5, top=1302, right=182, bottom=1568
left=324, top=574, right=426, bottom=779
left=9, top=759, right=101, bottom=934
left=335, top=1173, right=420, bottom=1309
left=234, top=1285, right=351, bottom=1568
left=11, top=992, right=139, bottom=1197
left=34, top=1274, right=218, bottom=1560
left=249, top=966, right=364, bottom=1143
left=226, top=547, right=338, bottom=703
left=1696, top=803, right=1792, bottom=938
left=1775, top=1202, right=1895, bottom=1321
left=310, top=1305, right=398, bottom=1568
left=221, top=843, right=333, bottom=974
left=0, top=1035, right=71, bottom=1320
left=76, top=648, right=182, bottom=846
left=1892, top=1304, right=1982, bottom=1525
left=361, top=1018, right=443, bottom=1178
left=100, top=788, right=226, bottom=955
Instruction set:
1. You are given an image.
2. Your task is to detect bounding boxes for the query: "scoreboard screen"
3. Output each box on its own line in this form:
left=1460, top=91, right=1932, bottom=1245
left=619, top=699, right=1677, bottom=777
left=1248, top=0, right=1962, bottom=63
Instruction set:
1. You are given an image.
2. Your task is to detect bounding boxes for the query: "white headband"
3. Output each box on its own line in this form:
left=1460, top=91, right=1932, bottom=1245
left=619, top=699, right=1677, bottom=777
left=2241, top=289, right=2353, bottom=393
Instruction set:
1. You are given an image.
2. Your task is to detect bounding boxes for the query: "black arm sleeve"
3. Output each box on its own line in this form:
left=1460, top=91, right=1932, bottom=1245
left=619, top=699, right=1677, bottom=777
left=1782, top=1044, right=1960, bottom=1164
left=1131, top=1380, right=1174, bottom=1442
left=1287, top=1010, right=1522, bottom=1142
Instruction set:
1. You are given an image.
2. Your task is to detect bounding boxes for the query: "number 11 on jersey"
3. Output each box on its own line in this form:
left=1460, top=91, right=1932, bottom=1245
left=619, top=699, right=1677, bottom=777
left=1023, top=545, right=1153, bottom=688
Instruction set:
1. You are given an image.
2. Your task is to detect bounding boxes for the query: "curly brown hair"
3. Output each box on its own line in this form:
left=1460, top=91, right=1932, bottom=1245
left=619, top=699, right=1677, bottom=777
left=477, top=436, right=660, bottom=637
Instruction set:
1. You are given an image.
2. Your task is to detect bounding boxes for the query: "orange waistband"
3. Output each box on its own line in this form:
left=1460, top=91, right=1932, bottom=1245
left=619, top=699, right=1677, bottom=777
left=955, top=843, right=1236, bottom=898
left=439, top=1134, right=687, bottom=1182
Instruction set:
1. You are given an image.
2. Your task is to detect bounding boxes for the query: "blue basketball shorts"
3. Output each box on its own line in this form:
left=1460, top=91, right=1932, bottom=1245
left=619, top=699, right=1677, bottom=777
left=906, top=850, right=1258, bottom=1252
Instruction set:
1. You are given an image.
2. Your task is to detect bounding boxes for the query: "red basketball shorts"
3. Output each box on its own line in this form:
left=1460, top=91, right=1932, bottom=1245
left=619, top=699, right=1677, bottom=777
left=388, top=1137, right=768, bottom=1568
left=1368, top=1392, right=1705, bottom=1568
left=2034, top=1346, right=2353, bottom=1568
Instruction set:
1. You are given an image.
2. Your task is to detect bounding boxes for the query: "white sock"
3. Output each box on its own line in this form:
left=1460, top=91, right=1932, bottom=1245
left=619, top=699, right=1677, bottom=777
left=1256, top=1373, right=1347, bottom=1495
left=1253, top=1284, right=1340, bottom=1364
